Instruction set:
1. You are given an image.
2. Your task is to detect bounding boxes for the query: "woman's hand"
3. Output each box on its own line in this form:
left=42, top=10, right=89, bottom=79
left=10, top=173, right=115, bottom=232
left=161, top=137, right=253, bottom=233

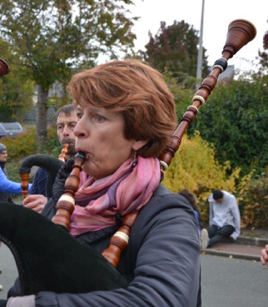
left=23, top=194, right=48, bottom=213
left=260, top=244, right=268, bottom=265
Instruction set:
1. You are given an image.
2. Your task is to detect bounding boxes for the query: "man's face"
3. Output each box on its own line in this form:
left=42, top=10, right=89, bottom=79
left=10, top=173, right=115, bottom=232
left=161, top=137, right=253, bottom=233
left=215, top=198, right=224, bottom=203
left=0, top=150, right=8, bottom=163
left=56, top=111, right=79, bottom=156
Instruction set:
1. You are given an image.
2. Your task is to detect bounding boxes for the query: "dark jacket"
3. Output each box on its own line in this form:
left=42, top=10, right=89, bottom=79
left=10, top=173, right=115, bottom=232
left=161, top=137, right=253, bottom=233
left=11, top=160, right=201, bottom=306
left=29, top=168, right=48, bottom=197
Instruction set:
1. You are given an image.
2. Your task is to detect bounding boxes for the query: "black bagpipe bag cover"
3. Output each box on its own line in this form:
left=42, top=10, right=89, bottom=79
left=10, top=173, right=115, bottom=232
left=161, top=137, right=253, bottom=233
left=0, top=202, right=128, bottom=295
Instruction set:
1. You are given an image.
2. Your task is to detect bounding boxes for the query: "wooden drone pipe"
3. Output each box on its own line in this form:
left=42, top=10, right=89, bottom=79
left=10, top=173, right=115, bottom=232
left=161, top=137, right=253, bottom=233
left=52, top=152, right=86, bottom=229
left=159, top=19, right=256, bottom=171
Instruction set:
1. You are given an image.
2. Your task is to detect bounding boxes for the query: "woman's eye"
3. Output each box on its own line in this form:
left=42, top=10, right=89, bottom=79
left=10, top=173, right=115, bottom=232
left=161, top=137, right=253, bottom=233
left=95, top=114, right=105, bottom=122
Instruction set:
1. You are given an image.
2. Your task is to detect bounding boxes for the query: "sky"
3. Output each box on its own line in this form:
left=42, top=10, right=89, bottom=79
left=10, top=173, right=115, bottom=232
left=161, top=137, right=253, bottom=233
left=131, top=0, right=268, bottom=74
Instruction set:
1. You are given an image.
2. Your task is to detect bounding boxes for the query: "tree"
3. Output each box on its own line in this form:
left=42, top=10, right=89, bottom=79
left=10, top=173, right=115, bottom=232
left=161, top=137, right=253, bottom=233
left=259, top=21, right=268, bottom=69
left=0, top=0, right=138, bottom=148
left=188, top=75, right=268, bottom=177
left=0, top=38, right=34, bottom=121
left=141, top=20, right=209, bottom=82
left=162, top=132, right=251, bottom=222
left=163, top=70, right=194, bottom=120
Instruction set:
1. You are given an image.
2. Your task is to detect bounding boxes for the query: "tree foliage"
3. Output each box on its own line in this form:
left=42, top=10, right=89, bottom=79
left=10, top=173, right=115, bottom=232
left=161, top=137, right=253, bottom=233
left=162, top=132, right=251, bottom=221
left=0, top=0, right=138, bottom=148
left=163, top=70, right=194, bottom=125
left=240, top=174, right=268, bottom=228
left=141, top=20, right=209, bottom=82
left=0, top=38, right=34, bottom=121
left=2, top=126, right=60, bottom=183
left=188, top=75, right=268, bottom=176
left=259, top=21, right=268, bottom=69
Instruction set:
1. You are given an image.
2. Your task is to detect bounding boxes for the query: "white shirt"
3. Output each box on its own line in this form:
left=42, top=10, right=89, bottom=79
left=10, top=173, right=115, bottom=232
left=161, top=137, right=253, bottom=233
left=208, top=190, right=241, bottom=240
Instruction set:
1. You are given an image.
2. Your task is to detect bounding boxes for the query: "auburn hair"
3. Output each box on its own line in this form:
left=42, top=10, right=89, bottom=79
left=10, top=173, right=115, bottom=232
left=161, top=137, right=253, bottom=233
left=67, top=60, right=177, bottom=158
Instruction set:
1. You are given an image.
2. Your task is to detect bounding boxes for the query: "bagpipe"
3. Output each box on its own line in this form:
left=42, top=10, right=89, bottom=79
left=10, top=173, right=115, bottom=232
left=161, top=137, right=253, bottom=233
left=0, top=19, right=256, bottom=296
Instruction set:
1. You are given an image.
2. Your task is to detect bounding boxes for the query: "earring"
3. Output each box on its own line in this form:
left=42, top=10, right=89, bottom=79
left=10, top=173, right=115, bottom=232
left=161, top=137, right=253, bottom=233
left=132, top=151, right=137, bottom=167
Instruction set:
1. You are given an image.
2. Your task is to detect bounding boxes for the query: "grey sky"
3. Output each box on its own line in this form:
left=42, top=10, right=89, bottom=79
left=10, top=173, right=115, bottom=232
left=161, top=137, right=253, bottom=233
left=132, top=0, right=268, bottom=73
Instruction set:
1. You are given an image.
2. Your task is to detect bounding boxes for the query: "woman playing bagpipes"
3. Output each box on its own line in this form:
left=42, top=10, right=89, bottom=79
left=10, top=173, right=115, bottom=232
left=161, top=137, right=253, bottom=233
left=2, top=60, right=201, bottom=306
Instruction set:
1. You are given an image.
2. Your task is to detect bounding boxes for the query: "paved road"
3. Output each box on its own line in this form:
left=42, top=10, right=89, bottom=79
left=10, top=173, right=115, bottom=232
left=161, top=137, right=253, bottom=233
left=0, top=243, right=18, bottom=299
left=201, top=254, right=268, bottom=307
left=1, top=243, right=268, bottom=306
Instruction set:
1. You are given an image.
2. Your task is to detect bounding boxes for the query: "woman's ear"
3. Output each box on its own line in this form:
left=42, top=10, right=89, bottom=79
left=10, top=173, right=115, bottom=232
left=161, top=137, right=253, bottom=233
left=132, top=139, right=149, bottom=151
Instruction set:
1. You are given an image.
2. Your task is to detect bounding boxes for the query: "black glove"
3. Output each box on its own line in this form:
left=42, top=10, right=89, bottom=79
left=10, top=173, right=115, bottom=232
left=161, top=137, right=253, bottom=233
left=41, top=158, right=75, bottom=219
left=52, top=158, right=75, bottom=203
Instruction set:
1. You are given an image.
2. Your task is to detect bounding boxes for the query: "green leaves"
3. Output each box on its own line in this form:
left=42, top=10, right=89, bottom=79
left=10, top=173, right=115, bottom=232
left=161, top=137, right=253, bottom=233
left=259, top=25, right=268, bottom=69
left=0, top=38, right=34, bottom=121
left=241, top=176, right=268, bottom=228
left=162, top=132, right=247, bottom=222
left=0, top=0, right=138, bottom=88
left=0, top=0, right=138, bottom=146
left=141, top=20, right=209, bottom=81
left=189, top=75, right=268, bottom=177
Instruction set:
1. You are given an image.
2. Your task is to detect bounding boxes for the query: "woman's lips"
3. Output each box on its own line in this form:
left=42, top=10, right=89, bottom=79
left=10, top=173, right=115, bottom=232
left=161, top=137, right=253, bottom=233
left=75, top=148, right=91, bottom=161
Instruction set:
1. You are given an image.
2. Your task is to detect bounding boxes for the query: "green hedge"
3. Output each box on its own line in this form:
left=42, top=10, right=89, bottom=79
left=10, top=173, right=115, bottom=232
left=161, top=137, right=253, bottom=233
left=1, top=126, right=60, bottom=180
left=240, top=174, right=268, bottom=228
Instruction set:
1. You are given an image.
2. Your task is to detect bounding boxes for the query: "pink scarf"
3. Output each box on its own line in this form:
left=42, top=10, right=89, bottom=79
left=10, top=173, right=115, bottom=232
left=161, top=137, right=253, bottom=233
left=70, top=156, right=160, bottom=236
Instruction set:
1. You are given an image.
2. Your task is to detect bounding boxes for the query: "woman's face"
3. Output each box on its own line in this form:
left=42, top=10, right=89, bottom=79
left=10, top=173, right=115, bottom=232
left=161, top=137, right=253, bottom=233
left=74, top=103, right=147, bottom=180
